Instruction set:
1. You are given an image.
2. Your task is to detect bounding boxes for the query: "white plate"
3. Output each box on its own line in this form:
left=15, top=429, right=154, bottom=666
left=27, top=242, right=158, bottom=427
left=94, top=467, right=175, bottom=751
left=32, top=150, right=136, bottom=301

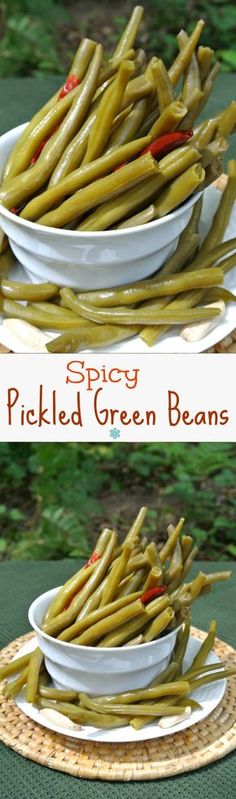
left=13, top=634, right=226, bottom=743
left=1, top=185, right=235, bottom=354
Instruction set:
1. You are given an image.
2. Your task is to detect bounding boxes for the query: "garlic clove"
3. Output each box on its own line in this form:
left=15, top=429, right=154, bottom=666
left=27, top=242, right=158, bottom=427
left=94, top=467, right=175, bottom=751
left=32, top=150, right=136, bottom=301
left=39, top=708, right=81, bottom=729
left=158, top=706, right=192, bottom=728
left=3, top=319, right=50, bottom=352
left=180, top=301, right=225, bottom=342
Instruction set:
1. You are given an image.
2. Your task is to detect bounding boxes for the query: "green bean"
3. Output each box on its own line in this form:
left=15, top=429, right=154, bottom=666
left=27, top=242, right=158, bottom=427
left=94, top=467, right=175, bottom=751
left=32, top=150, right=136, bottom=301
left=100, top=544, right=134, bottom=607
left=145, top=542, right=162, bottom=570
left=124, top=634, right=144, bottom=646
left=125, top=554, right=148, bottom=575
left=197, top=46, right=214, bottom=84
left=0, top=280, right=59, bottom=302
left=173, top=617, right=191, bottom=673
left=122, top=506, right=147, bottom=546
left=142, top=567, right=163, bottom=592
left=46, top=323, right=140, bottom=353
left=3, top=667, right=29, bottom=699
left=80, top=693, right=188, bottom=717
left=78, top=144, right=201, bottom=231
left=168, top=20, right=205, bottom=87
left=3, top=37, right=97, bottom=177
left=39, top=686, right=79, bottom=701
left=89, top=680, right=190, bottom=707
left=0, top=298, right=94, bottom=331
left=0, top=652, right=31, bottom=681
left=3, top=45, right=100, bottom=186
left=185, top=662, right=226, bottom=680
left=42, top=531, right=118, bottom=636
left=180, top=545, right=199, bottom=581
left=72, top=599, right=145, bottom=646
left=0, top=247, right=15, bottom=279
left=154, top=164, right=205, bottom=218
left=153, top=59, right=175, bottom=112
left=99, top=594, right=171, bottom=647
left=82, top=61, right=135, bottom=165
left=201, top=138, right=229, bottom=168
left=200, top=160, right=236, bottom=254
left=59, top=291, right=221, bottom=327
left=58, top=592, right=142, bottom=641
left=76, top=574, right=110, bottom=620
left=105, top=97, right=149, bottom=151
left=44, top=528, right=112, bottom=623
left=117, top=568, right=147, bottom=597
left=202, top=570, right=232, bottom=586
left=48, top=44, right=104, bottom=186
left=38, top=698, right=130, bottom=728
left=159, top=518, right=184, bottom=564
left=179, top=89, right=204, bottom=129
left=167, top=527, right=183, bottom=584
left=30, top=302, right=78, bottom=319
left=98, top=49, right=136, bottom=85
left=26, top=647, right=43, bottom=703
left=113, top=6, right=144, bottom=59
left=178, top=30, right=201, bottom=107
left=183, top=621, right=216, bottom=675
left=21, top=136, right=150, bottom=221
left=217, top=101, right=236, bottom=138
left=117, top=203, right=156, bottom=228
left=191, top=118, right=219, bottom=148
left=143, top=606, right=175, bottom=642
left=149, top=100, right=188, bottom=140
left=202, top=287, right=236, bottom=304
left=181, top=536, right=194, bottom=561
left=189, top=668, right=236, bottom=692
left=76, top=267, right=222, bottom=309
left=0, top=45, right=103, bottom=208
left=196, top=61, right=221, bottom=117
left=38, top=153, right=157, bottom=228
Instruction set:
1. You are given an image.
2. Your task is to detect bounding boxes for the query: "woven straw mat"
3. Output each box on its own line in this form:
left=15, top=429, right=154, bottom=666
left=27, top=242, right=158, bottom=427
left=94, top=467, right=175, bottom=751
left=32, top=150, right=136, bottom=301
left=0, top=626, right=236, bottom=781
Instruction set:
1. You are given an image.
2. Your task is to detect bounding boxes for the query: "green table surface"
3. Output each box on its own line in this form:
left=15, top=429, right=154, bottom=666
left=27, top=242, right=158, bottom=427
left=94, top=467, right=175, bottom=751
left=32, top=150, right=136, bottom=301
left=0, top=559, right=235, bottom=799
left=0, top=74, right=236, bottom=164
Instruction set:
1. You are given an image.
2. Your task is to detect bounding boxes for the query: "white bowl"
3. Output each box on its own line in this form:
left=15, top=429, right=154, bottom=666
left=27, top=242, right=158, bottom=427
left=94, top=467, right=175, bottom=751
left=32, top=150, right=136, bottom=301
left=0, top=123, right=201, bottom=290
left=28, top=586, right=180, bottom=695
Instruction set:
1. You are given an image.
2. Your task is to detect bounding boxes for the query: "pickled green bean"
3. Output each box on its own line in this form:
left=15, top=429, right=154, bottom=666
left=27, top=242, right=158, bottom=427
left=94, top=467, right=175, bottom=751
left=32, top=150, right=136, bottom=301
left=143, top=606, right=175, bottom=642
left=47, top=323, right=140, bottom=353
left=38, top=698, right=130, bottom=728
left=0, top=652, right=31, bottom=681
left=3, top=667, right=29, bottom=699
left=72, top=599, right=145, bottom=645
left=59, top=291, right=221, bottom=327
left=153, top=59, right=175, bottom=112
left=197, top=46, right=214, bottom=84
left=1, top=280, right=59, bottom=302
left=149, top=100, right=188, bottom=140
left=58, top=592, right=142, bottom=642
left=168, top=20, right=205, bottom=87
left=76, top=267, right=222, bottom=307
left=113, top=6, right=144, bottom=59
left=154, top=164, right=205, bottom=218
left=38, top=153, right=157, bottom=228
left=42, top=531, right=117, bottom=636
left=39, top=686, right=79, bottom=701
left=200, top=160, right=236, bottom=253
left=82, top=61, right=135, bottom=165
left=21, top=135, right=150, bottom=221
left=26, top=647, right=43, bottom=703
left=80, top=693, right=188, bottom=717
left=159, top=518, right=185, bottom=564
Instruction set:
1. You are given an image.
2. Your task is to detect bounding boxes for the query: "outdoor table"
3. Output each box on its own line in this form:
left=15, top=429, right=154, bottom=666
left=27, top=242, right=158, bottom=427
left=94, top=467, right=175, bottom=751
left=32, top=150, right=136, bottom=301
left=0, top=558, right=235, bottom=798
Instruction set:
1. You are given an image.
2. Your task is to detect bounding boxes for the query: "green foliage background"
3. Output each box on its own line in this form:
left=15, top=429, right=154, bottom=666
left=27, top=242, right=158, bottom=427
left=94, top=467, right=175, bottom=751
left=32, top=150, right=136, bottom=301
left=0, top=443, right=235, bottom=561
left=0, top=0, right=236, bottom=78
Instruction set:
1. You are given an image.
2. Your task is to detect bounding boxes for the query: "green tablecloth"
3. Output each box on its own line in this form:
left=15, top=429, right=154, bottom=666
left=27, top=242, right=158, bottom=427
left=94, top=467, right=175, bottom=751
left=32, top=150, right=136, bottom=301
left=0, top=559, right=235, bottom=799
left=0, top=74, right=236, bottom=164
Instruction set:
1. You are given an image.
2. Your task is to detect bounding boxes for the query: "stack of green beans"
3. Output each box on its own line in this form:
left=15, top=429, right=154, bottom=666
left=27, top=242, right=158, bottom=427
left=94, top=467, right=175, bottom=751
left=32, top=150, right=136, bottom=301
left=1, top=615, right=235, bottom=731
left=0, top=5, right=235, bottom=230
left=0, top=160, right=235, bottom=351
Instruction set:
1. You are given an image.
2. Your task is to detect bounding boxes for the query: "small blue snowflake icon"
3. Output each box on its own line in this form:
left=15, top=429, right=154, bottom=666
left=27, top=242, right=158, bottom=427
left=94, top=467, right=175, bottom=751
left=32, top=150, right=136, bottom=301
left=109, top=427, right=121, bottom=440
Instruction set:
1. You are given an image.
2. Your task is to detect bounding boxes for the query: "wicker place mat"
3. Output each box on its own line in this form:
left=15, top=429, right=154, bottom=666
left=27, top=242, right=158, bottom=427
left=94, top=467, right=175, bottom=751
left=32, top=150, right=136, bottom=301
left=0, top=627, right=236, bottom=782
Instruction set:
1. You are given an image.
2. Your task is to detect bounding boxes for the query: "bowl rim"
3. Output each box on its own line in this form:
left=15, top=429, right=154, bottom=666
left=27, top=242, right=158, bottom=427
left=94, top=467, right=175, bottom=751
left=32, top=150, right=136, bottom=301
left=28, top=585, right=181, bottom=654
left=0, top=122, right=202, bottom=238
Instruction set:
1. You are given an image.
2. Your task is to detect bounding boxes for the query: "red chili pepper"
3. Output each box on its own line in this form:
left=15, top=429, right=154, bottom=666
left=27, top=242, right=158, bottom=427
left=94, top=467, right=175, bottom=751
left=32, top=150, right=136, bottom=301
left=141, top=586, right=167, bottom=605
left=141, top=130, right=193, bottom=160
left=30, top=125, right=59, bottom=165
left=10, top=207, right=20, bottom=215
left=84, top=551, right=101, bottom=569
left=59, top=73, right=80, bottom=99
